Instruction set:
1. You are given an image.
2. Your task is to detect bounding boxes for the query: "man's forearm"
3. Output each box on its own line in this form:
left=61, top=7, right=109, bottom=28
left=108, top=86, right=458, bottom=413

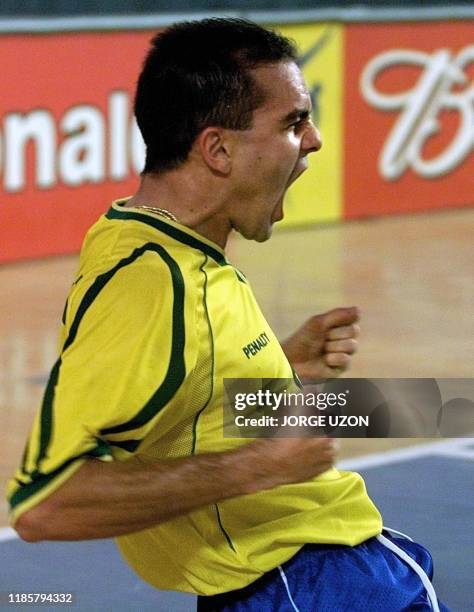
left=14, top=437, right=336, bottom=542
left=15, top=451, right=252, bottom=541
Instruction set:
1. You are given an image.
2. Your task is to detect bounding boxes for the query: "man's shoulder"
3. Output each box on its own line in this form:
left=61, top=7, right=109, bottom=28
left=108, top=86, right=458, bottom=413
left=81, top=212, right=202, bottom=276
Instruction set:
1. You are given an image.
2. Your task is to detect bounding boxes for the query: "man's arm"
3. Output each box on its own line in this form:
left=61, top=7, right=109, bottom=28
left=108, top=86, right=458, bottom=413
left=14, top=437, right=337, bottom=542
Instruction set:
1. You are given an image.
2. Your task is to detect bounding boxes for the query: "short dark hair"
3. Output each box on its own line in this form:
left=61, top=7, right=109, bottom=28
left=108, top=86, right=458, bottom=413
left=135, top=18, right=298, bottom=174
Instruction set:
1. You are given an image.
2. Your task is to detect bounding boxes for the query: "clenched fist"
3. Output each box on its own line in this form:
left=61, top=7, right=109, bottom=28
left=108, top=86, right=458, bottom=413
left=237, top=437, right=339, bottom=495
left=282, top=307, right=360, bottom=380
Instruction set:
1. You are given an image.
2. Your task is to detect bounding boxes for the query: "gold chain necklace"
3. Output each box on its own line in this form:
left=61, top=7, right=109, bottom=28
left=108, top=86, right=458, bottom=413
left=133, top=205, right=179, bottom=223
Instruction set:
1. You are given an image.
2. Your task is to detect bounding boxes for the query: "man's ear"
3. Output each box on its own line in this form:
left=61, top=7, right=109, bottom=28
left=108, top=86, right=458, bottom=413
left=196, top=127, right=232, bottom=174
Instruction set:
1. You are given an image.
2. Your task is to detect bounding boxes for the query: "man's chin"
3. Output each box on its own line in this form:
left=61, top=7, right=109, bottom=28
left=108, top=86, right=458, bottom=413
left=272, top=193, right=286, bottom=224
left=255, top=224, right=274, bottom=243
left=237, top=224, right=273, bottom=243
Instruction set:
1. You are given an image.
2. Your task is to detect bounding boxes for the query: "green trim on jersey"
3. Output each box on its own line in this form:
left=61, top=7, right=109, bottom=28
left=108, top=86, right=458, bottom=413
left=100, top=243, right=186, bottom=436
left=214, top=503, right=236, bottom=553
left=33, top=359, right=61, bottom=477
left=10, top=440, right=111, bottom=509
left=106, top=201, right=247, bottom=283
left=106, top=204, right=227, bottom=267
left=108, top=439, right=142, bottom=452
left=191, top=255, right=214, bottom=455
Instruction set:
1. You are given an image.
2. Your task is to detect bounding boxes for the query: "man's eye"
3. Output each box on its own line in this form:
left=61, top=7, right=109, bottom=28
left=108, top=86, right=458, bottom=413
left=289, top=120, right=304, bottom=131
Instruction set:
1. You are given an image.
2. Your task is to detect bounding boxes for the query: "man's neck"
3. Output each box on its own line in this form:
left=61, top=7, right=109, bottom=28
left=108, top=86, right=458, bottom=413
left=125, top=170, right=233, bottom=249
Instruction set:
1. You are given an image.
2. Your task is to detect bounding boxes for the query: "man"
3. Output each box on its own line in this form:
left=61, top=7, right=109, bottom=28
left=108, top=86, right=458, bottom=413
left=8, top=19, right=447, bottom=612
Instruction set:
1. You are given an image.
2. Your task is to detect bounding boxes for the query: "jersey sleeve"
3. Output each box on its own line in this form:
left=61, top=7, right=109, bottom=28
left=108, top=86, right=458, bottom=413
left=7, top=247, right=197, bottom=524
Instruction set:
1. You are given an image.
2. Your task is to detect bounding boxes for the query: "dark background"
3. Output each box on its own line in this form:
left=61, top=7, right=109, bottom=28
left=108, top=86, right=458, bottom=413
left=1, top=0, right=472, bottom=17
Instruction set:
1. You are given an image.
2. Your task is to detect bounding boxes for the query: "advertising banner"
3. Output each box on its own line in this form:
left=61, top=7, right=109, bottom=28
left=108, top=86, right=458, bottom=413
left=344, top=22, right=474, bottom=218
left=0, top=32, right=150, bottom=262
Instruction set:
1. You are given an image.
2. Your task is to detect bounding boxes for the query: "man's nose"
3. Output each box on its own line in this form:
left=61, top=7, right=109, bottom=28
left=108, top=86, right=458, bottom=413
left=303, top=121, right=322, bottom=154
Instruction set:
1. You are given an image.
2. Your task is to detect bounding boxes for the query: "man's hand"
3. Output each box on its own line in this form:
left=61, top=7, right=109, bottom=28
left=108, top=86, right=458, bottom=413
left=281, top=307, right=360, bottom=380
left=239, top=437, right=338, bottom=494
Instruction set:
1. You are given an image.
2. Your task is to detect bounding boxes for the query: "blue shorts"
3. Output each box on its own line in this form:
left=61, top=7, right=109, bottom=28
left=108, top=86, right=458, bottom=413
left=197, top=531, right=450, bottom=612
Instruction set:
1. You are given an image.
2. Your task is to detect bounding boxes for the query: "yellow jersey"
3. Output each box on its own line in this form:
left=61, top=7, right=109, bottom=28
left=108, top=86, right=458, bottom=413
left=7, top=198, right=382, bottom=595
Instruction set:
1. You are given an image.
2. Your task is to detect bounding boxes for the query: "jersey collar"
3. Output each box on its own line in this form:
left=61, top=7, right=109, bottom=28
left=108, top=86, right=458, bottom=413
left=106, top=199, right=228, bottom=267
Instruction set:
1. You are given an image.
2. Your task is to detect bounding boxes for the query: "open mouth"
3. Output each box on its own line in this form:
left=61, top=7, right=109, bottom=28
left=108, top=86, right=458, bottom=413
left=271, top=159, right=310, bottom=224
left=290, top=159, right=309, bottom=185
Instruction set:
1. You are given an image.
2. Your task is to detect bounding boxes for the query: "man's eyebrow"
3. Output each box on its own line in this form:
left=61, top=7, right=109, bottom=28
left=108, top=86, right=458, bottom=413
left=281, top=108, right=311, bottom=125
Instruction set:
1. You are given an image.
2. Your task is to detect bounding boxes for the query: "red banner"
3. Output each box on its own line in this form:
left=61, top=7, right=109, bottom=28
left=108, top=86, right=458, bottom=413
left=344, top=22, right=474, bottom=218
left=0, top=32, right=155, bottom=262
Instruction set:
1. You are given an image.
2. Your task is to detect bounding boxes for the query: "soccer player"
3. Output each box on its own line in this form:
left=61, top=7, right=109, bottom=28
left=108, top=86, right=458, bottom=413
left=8, top=19, right=448, bottom=612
